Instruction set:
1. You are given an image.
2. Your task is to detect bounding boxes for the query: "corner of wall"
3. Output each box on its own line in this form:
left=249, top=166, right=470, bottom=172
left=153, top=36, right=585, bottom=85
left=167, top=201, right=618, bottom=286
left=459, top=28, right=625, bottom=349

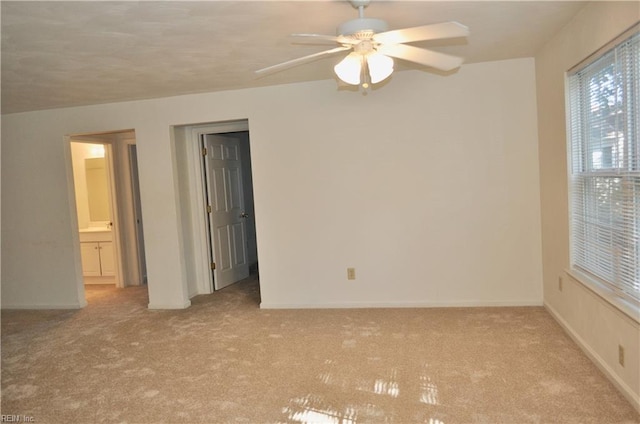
left=534, top=1, right=640, bottom=412
left=148, top=300, right=192, bottom=310
left=545, top=300, right=640, bottom=413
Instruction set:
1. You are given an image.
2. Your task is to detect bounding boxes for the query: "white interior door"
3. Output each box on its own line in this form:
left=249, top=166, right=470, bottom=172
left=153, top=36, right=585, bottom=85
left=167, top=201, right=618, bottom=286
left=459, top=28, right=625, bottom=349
left=203, top=134, right=250, bottom=290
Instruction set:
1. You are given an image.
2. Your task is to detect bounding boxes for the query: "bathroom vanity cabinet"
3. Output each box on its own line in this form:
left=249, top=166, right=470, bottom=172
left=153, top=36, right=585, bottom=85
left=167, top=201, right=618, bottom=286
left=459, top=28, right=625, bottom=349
left=79, top=230, right=114, bottom=277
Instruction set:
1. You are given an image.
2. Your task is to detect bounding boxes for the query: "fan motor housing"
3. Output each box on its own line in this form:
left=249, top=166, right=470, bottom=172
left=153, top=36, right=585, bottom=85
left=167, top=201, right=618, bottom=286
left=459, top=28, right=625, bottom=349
left=337, top=18, right=388, bottom=37
left=349, top=0, right=371, bottom=8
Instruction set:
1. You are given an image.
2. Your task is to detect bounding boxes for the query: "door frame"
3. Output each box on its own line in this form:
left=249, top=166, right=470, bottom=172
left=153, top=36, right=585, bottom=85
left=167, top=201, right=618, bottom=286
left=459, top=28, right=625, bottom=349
left=66, top=129, right=146, bottom=296
left=128, top=144, right=147, bottom=285
left=182, top=120, right=250, bottom=294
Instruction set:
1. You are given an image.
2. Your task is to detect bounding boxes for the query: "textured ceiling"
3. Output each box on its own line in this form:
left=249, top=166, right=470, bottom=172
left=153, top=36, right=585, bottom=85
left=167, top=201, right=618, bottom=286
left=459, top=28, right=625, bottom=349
left=1, top=1, right=586, bottom=114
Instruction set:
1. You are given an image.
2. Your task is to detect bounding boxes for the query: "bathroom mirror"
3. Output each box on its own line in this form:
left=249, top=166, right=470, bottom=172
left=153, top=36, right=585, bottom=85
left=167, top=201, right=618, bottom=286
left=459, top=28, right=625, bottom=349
left=85, top=157, right=111, bottom=223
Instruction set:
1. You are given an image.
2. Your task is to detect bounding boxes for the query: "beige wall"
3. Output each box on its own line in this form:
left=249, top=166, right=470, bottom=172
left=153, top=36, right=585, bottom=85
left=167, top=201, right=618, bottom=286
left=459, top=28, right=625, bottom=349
left=1, top=57, right=542, bottom=312
left=253, top=58, right=542, bottom=308
left=535, top=1, right=639, bottom=410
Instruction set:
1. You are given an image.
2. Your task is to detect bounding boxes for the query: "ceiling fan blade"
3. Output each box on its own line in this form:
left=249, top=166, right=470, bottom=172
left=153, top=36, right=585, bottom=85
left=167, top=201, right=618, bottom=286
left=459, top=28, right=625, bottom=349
left=255, top=46, right=351, bottom=76
left=377, top=44, right=463, bottom=71
left=291, top=34, right=359, bottom=45
left=373, top=21, right=469, bottom=45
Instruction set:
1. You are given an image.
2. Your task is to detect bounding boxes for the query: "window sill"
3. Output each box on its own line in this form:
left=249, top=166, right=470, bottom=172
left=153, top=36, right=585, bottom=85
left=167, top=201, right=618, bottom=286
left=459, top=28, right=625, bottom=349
left=565, top=268, right=640, bottom=325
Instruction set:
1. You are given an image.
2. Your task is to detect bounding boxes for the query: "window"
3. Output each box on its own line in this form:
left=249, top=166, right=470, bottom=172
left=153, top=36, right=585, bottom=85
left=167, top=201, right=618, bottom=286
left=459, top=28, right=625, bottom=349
left=567, top=27, right=640, bottom=305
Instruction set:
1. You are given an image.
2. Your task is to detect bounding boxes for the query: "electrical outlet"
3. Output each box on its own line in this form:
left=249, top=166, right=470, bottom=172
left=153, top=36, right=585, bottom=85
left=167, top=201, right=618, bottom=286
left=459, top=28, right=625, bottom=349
left=558, top=276, right=563, bottom=292
left=618, top=345, right=625, bottom=367
left=347, top=268, right=356, bottom=280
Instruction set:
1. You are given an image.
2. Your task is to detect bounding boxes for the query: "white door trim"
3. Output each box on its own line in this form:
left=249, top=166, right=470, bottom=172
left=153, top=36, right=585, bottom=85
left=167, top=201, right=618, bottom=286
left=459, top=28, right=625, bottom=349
left=63, top=135, right=89, bottom=308
left=127, top=144, right=147, bottom=285
left=103, top=142, right=125, bottom=288
left=182, top=120, right=249, bottom=295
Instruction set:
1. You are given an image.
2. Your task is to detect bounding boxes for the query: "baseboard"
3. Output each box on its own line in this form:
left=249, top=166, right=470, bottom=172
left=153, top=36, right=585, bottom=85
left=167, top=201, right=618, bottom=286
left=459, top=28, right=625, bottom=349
left=1, top=302, right=86, bottom=310
left=84, top=276, right=116, bottom=285
left=260, top=299, right=543, bottom=309
left=148, top=300, right=191, bottom=310
left=545, top=301, right=640, bottom=413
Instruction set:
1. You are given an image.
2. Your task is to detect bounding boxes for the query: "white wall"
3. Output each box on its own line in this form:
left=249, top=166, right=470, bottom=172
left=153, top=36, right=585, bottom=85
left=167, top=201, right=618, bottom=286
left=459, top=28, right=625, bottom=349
left=253, top=59, right=542, bottom=308
left=173, top=126, right=199, bottom=299
left=534, top=1, right=640, bottom=411
left=1, top=58, right=542, bottom=312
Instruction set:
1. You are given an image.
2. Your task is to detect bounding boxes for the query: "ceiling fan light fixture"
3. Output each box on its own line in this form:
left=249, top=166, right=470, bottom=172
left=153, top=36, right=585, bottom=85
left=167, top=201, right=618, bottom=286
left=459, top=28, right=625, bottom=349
left=335, top=51, right=393, bottom=86
left=255, top=0, right=468, bottom=88
left=334, top=52, right=362, bottom=85
left=367, top=53, right=393, bottom=84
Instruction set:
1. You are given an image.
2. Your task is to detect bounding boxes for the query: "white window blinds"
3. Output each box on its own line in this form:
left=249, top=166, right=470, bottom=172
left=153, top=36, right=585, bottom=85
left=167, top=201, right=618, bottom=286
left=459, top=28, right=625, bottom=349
left=567, top=28, right=640, bottom=304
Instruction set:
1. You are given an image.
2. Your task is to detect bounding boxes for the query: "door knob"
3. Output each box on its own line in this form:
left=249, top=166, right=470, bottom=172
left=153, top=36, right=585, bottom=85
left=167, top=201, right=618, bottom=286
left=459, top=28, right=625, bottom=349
left=240, top=212, right=250, bottom=218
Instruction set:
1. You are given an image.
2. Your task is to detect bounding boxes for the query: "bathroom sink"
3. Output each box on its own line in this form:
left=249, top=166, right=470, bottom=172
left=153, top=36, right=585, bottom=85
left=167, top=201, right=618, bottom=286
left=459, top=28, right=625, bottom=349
left=79, top=227, right=111, bottom=233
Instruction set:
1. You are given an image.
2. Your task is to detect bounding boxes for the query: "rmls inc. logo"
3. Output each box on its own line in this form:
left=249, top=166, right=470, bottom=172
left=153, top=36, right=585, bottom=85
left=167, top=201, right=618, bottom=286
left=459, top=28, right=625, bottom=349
left=1, top=416, right=34, bottom=423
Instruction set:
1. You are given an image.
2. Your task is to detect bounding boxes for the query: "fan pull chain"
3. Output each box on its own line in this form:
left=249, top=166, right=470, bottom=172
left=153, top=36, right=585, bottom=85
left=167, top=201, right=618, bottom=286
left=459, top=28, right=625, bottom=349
left=360, top=55, right=371, bottom=90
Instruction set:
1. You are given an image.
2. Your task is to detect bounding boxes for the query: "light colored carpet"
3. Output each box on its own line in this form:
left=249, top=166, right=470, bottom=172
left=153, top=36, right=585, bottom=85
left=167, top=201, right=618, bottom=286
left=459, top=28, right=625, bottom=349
left=2, top=276, right=638, bottom=424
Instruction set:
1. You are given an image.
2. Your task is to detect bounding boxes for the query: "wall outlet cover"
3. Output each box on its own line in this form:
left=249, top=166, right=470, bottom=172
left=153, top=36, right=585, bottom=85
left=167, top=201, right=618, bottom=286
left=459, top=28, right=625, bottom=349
left=347, top=268, right=356, bottom=280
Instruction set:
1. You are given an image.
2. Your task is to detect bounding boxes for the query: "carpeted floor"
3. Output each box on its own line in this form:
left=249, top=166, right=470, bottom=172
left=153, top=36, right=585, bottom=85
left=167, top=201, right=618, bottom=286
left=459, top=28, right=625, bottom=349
left=1, top=276, right=638, bottom=424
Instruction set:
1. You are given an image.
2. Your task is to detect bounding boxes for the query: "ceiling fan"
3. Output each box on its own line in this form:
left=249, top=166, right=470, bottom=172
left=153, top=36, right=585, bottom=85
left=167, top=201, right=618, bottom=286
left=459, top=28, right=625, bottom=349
left=255, top=0, right=469, bottom=88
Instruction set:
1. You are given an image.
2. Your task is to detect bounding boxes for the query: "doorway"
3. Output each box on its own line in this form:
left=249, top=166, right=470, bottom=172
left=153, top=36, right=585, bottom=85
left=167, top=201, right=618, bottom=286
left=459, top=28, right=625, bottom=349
left=70, top=140, right=118, bottom=286
left=174, top=120, right=258, bottom=297
left=68, top=130, right=147, bottom=293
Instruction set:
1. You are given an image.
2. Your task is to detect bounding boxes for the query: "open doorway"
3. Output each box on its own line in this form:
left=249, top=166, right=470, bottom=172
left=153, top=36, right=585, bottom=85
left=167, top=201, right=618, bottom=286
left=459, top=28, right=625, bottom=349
left=173, top=120, right=258, bottom=298
left=68, top=130, right=147, bottom=293
left=70, top=141, right=117, bottom=286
